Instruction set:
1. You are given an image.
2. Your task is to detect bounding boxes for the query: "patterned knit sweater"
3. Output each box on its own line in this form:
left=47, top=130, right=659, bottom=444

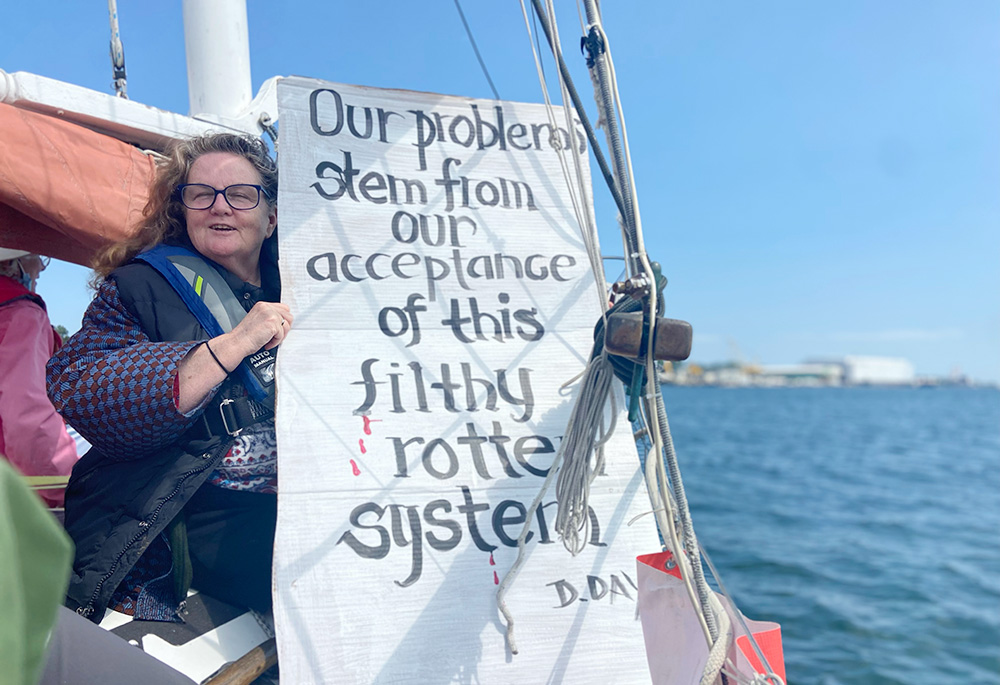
left=47, top=273, right=277, bottom=619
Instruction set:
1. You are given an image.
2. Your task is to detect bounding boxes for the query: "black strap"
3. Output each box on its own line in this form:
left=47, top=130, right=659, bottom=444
left=188, top=393, right=274, bottom=441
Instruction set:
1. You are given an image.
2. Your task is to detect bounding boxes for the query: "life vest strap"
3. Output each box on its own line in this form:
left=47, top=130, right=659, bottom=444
left=135, top=245, right=270, bottom=403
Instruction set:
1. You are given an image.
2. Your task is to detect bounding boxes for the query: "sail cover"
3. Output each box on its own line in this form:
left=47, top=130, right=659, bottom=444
left=274, top=76, right=660, bottom=683
left=0, top=103, right=154, bottom=265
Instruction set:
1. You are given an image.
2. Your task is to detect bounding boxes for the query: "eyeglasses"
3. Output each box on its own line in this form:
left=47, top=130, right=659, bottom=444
left=177, top=184, right=270, bottom=211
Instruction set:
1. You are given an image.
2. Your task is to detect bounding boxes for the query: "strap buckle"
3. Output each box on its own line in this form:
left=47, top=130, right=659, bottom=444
left=219, top=399, right=243, bottom=437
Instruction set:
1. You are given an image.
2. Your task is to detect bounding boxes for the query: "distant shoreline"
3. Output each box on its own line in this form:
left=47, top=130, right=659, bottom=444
left=660, top=382, right=999, bottom=390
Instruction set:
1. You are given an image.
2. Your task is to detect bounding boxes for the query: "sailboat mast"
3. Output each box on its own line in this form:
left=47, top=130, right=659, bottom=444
left=182, top=0, right=253, bottom=119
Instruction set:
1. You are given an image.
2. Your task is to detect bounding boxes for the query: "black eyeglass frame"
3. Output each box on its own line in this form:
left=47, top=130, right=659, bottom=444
left=176, top=183, right=272, bottom=211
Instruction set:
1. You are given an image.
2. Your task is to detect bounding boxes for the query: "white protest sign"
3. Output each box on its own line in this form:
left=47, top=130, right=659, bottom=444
left=274, top=76, right=660, bottom=684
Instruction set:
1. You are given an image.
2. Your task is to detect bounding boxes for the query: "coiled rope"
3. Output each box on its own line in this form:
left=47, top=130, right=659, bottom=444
left=495, top=352, right=617, bottom=654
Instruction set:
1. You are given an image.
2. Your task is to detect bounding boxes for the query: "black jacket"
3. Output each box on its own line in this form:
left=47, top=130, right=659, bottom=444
left=64, top=246, right=279, bottom=621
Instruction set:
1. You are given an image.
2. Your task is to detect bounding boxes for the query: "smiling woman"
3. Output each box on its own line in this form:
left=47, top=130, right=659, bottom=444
left=46, top=133, right=292, bottom=624
left=181, top=153, right=277, bottom=285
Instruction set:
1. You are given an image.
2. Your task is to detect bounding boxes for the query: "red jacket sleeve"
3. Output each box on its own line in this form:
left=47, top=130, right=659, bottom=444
left=0, top=300, right=79, bottom=506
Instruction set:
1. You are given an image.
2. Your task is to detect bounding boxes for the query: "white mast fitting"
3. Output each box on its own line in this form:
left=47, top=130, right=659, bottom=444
left=183, top=0, right=253, bottom=121
left=182, top=0, right=280, bottom=137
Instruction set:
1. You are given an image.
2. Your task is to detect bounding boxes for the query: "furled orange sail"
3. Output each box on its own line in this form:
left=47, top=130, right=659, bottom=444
left=0, top=103, right=155, bottom=266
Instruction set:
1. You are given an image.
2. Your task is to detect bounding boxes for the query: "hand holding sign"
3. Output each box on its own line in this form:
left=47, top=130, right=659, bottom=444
left=230, top=301, right=292, bottom=352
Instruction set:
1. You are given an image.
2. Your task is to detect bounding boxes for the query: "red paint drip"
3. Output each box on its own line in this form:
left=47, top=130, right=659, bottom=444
left=493, top=571, right=499, bottom=585
left=350, top=459, right=361, bottom=476
left=489, top=552, right=496, bottom=566
left=358, top=439, right=367, bottom=454
left=361, top=415, right=382, bottom=435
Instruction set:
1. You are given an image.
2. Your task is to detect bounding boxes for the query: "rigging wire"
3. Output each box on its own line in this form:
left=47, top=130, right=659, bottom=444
left=542, top=0, right=607, bottom=297
left=451, top=0, right=501, bottom=100
left=513, top=1, right=776, bottom=680
left=515, top=0, right=605, bottom=299
left=502, top=2, right=702, bottom=639
left=524, top=1, right=698, bottom=633
left=570, top=0, right=702, bottom=630
left=496, top=3, right=621, bottom=650
left=701, top=545, right=786, bottom=685
left=537, top=0, right=619, bottom=549
left=532, top=10, right=547, bottom=81
left=571, top=0, right=725, bottom=652
left=107, top=0, right=128, bottom=98
left=574, top=0, right=587, bottom=35
left=587, top=18, right=752, bottom=675
left=522, top=1, right=628, bottom=219
left=495, top=3, right=779, bottom=681
left=585, top=6, right=781, bottom=680
left=576, top=2, right=731, bottom=668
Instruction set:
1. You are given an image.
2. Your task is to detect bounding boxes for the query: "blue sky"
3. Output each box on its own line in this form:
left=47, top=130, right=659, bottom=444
left=3, top=1, right=998, bottom=381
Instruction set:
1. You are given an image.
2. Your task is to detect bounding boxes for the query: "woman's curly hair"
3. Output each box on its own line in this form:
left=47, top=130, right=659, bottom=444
left=92, top=132, right=277, bottom=281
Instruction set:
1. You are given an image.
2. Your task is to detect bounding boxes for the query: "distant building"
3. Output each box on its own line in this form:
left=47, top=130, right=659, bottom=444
left=661, top=356, right=919, bottom=387
left=702, top=364, right=752, bottom=387
left=756, top=363, right=844, bottom=386
left=841, top=356, right=915, bottom=385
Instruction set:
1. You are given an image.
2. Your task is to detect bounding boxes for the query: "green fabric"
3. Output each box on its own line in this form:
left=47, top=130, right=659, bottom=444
left=0, top=459, right=73, bottom=685
left=167, top=513, right=193, bottom=603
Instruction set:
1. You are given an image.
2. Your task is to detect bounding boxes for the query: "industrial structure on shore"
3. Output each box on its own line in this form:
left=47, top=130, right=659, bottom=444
left=659, top=355, right=970, bottom=387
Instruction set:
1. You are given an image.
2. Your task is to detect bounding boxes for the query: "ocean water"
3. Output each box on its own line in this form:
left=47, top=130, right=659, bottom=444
left=657, top=386, right=1000, bottom=685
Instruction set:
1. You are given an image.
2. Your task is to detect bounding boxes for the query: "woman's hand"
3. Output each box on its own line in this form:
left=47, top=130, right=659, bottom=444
left=229, top=302, right=294, bottom=354
left=175, top=302, right=293, bottom=414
